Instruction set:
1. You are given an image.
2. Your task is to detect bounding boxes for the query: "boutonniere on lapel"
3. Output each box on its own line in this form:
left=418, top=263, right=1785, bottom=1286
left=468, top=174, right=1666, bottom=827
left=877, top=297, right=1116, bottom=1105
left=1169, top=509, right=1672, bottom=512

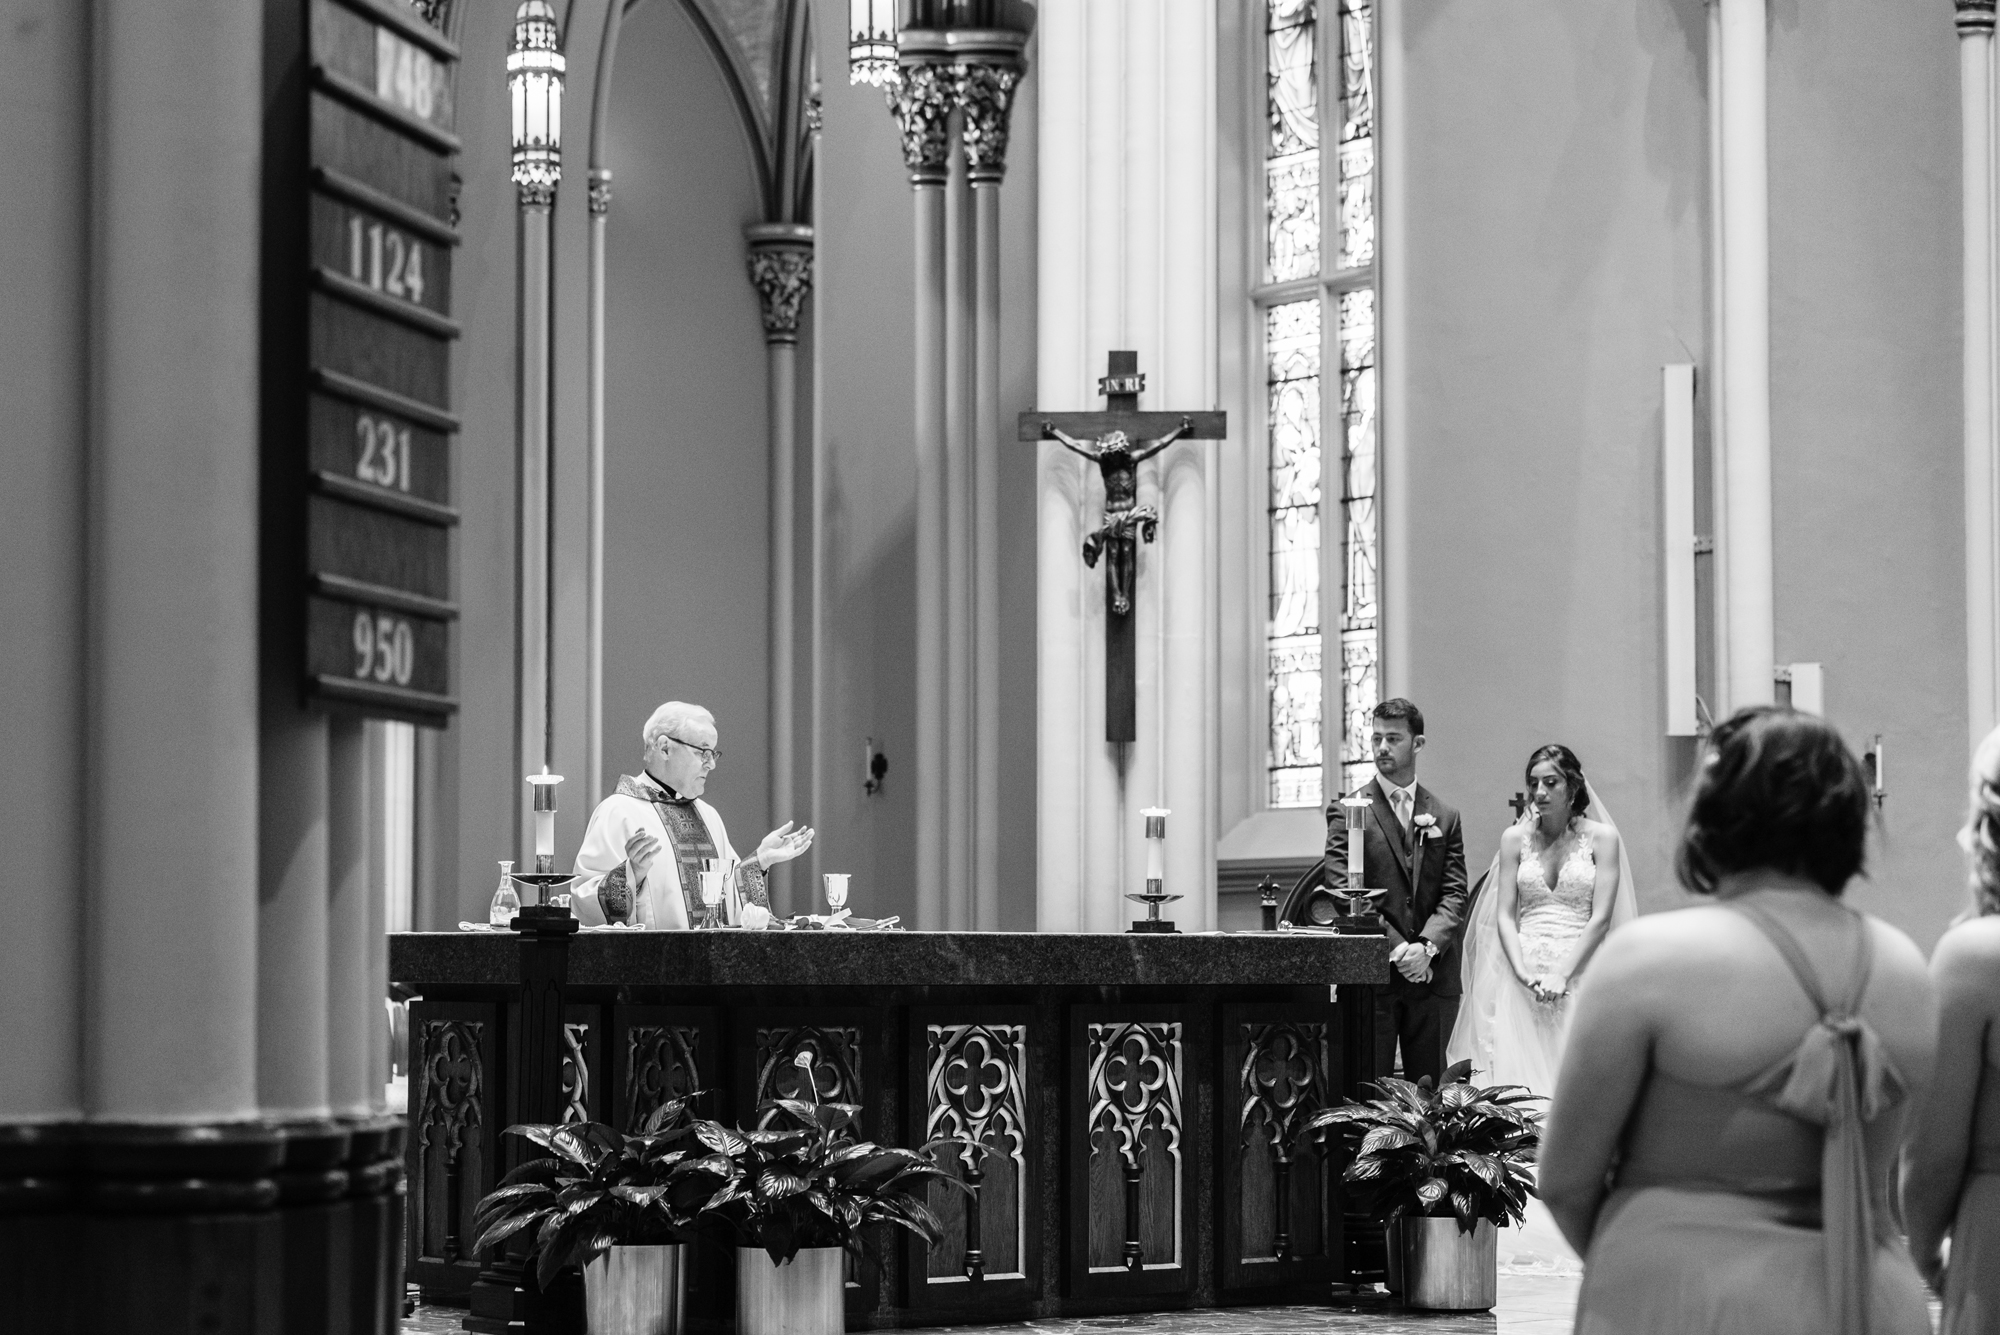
left=1409, top=812, right=1439, bottom=880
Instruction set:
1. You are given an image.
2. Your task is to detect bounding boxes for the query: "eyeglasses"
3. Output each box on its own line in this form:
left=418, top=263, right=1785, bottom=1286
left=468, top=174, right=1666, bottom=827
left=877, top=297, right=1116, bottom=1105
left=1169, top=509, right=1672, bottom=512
left=663, top=733, right=721, bottom=766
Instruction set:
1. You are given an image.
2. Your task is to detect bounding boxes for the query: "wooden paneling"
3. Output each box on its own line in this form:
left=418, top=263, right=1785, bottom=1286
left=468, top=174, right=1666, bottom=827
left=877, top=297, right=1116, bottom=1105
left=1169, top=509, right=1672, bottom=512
left=1218, top=1003, right=1343, bottom=1296
left=405, top=1000, right=501, bottom=1298
left=904, top=1007, right=1039, bottom=1316
left=1066, top=1005, right=1203, bottom=1302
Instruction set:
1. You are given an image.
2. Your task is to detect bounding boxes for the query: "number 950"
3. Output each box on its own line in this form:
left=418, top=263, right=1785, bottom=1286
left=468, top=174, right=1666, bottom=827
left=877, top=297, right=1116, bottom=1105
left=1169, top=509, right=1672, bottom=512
left=353, top=612, right=415, bottom=686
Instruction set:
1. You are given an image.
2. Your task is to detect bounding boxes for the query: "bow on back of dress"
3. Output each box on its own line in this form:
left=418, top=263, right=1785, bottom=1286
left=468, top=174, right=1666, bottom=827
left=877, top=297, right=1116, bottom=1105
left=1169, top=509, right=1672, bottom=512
left=1731, top=899, right=1909, bottom=1335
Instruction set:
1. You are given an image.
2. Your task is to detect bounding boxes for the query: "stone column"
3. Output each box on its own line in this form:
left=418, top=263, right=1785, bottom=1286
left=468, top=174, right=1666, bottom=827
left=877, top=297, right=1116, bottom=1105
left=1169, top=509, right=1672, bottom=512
left=1963, top=0, right=2000, bottom=748
left=1713, top=0, right=1775, bottom=710
left=748, top=223, right=816, bottom=914
left=60, top=0, right=283, bottom=1328
left=328, top=718, right=376, bottom=1120
left=86, top=0, right=264, bottom=1127
left=1036, top=0, right=1220, bottom=934
left=961, top=43, right=1025, bottom=933
left=517, top=187, right=555, bottom=857
left=584, top=0, right=629, bottom=812
left=891, top=54, right=957, bottom=929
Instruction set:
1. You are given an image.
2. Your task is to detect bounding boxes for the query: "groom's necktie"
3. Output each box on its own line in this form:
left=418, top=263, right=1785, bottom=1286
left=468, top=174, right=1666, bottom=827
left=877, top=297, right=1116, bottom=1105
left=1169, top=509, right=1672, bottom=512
left=1391, top=787, right=1412, bottom=834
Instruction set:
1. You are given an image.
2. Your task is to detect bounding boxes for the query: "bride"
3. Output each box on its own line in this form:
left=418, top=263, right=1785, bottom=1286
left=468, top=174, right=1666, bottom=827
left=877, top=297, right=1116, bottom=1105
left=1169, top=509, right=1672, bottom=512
left=1448, top=743, right=1637, bottom=1270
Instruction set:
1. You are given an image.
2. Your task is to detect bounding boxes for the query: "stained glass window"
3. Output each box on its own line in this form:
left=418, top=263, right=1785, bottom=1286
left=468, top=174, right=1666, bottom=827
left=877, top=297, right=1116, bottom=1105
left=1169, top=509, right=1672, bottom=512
left=1264, top=0, right=1319, bottom=284
left=1261, top=0, right=1377, bottom=807
left=1335, top=0, right=1374, bottom=270
left=1267, top=300, right=1323, bottom=808
left=1337, top=289, right=1379, bottom=794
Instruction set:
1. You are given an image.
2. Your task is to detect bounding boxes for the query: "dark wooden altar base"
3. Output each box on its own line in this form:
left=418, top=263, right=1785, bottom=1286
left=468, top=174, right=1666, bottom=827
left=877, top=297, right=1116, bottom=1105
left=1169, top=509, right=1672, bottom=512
left=391, top=930, right=1389, bottom=1332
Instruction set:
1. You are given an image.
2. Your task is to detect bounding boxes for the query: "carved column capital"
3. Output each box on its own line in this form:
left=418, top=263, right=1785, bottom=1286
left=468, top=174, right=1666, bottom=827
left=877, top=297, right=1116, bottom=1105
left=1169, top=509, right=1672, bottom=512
left=957, top=59, right=1023, bottom=184
left=745, top=223, right=815, bottom=345
left=516, top=180, right=556, bottom=209
left=888, top=58, right=957, bottom=185
left=1961, top=0, right=1997, bottom=34
left=588, top=168, right=613, bottom=215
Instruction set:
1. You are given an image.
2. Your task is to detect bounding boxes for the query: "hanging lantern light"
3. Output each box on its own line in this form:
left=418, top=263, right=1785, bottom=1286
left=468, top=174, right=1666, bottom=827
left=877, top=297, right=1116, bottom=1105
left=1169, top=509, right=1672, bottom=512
left=508, top=0, right=565, bottom=199
left=848, top=0, right=898, bottom=87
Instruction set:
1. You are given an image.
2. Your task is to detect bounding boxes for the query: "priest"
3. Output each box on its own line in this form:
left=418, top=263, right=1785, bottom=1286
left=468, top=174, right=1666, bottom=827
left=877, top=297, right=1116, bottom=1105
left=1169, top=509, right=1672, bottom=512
left=570, top=701, right=813, bottom=928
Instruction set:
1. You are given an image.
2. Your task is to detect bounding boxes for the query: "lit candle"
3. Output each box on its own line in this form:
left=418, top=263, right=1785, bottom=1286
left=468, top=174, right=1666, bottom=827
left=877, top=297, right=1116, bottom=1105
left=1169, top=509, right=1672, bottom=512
left=1142, top=807, right=1169, bottom=889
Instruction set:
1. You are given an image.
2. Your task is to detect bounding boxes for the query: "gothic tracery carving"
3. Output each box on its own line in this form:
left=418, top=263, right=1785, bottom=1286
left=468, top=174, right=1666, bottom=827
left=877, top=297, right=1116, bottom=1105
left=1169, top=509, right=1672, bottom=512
left=1087, top=1022, right=1183, bottom=1175
left=561, top=1022, right=590, bottom=1125
left=626, top=1025, right=701, bottom=1128
left=755, top=1025, right=863, bottom=1126
left=1239, top=1022, right=1328, bottom=1164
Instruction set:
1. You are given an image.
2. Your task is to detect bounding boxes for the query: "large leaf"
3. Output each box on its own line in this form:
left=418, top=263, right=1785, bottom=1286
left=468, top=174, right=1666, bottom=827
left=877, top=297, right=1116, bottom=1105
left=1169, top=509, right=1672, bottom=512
left=643, top=1094, right=697, bottom=1134
left=470, top=1206, right=550, bottom=1254
left=1415, top=1177, right=1448, bottom=1208
left=759, top=1169, right=810, bottom=1199
left=696, top=1123, right=751, bottom=1156
left=1358, top=1126, right=1419, bottom=1158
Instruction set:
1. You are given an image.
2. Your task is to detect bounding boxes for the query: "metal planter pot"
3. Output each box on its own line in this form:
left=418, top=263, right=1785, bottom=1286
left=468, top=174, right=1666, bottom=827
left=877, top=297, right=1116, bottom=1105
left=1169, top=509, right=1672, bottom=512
left=737, top=1246, right=845, bottom=1335
left=1399, top=1216, right=1497, bottom=1311
left=582, top=1243, right=688, bottom=1335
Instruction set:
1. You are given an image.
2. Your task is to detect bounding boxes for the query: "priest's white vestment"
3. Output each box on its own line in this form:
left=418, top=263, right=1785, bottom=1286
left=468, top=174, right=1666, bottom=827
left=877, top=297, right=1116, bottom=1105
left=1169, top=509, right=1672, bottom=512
left=570, top=772, right=765, bottom=928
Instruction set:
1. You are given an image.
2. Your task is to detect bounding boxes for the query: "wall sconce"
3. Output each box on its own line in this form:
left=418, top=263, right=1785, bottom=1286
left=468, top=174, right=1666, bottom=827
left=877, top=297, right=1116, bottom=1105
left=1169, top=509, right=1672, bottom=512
left=1865, top=734, right=1887, bottom=809
left=508, top=0, right=565, bottom=198
left=864, top=737, right=889, bottom=796
left=848, top=0, right=898, bottom=87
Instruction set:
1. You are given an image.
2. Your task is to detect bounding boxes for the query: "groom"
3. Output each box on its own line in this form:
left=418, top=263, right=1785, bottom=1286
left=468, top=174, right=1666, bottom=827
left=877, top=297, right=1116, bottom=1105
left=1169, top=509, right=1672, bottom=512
left=1294, top=698, right=1469, bottom=1086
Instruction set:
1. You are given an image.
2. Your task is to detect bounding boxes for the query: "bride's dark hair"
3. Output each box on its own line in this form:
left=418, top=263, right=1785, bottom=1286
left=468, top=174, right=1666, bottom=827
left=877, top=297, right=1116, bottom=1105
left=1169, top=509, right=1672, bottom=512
left=1524, top=744, right=1591, bottom=823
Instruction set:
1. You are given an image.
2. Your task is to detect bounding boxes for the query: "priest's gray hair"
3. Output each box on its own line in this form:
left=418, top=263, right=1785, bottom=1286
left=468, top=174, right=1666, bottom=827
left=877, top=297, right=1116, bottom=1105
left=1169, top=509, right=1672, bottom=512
left=641, top=701, right=714, bottom=746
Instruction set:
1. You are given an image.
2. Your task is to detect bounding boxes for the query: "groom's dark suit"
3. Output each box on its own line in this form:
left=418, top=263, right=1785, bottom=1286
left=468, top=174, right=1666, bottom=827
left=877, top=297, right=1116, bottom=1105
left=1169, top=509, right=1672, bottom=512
left=1300, top=778, right=1469, bottom=1086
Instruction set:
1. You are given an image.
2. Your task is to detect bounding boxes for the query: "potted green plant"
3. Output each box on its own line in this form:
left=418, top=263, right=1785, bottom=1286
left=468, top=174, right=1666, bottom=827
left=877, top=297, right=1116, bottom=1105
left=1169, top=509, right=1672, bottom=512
left=469, top=1097, right=708, bottom=1335
left=677, top=1052, right=971, bottom=1335
left=1309, top=1060, right=1542, bottom=1311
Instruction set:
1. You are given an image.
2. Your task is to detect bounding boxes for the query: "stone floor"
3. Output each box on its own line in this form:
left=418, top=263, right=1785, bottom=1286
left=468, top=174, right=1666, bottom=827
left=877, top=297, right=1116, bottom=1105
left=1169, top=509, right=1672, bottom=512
left=404, top=1271, right=1581, bottom=1334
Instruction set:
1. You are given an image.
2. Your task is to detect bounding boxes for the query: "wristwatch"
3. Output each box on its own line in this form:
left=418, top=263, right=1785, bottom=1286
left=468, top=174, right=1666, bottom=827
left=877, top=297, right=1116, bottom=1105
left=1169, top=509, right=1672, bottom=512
left=1417, top=938, right=1439, bottom=959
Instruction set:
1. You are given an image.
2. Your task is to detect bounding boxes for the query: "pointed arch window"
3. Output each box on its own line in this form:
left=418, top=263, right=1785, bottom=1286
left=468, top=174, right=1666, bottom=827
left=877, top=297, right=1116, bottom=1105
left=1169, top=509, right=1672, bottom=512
left=1256, top=0, right=1377, bottom=808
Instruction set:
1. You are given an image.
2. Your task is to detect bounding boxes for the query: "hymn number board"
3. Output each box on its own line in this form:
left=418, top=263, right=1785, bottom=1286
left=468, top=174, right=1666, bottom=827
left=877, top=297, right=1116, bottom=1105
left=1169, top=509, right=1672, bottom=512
left=303, top=0, right=461, bottom=725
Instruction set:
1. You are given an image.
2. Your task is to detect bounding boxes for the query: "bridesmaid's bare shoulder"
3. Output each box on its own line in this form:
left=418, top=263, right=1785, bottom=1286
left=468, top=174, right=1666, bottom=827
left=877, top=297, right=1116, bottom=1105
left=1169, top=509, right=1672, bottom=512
left=1573, top=903, right=1749, bottom=1011
left=1931, top=912, right=2000, bottom=998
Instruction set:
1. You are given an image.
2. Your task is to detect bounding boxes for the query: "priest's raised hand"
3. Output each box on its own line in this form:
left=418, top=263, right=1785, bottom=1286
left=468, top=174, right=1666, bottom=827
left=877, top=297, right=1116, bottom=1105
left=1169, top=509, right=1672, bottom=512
left=755, top=820, right=815, bottom=869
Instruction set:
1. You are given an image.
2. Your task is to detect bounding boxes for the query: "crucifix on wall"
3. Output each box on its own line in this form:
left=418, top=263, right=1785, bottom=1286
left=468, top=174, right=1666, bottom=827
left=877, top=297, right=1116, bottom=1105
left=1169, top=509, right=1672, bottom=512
left=1020, top=351, right=1228, bottom=743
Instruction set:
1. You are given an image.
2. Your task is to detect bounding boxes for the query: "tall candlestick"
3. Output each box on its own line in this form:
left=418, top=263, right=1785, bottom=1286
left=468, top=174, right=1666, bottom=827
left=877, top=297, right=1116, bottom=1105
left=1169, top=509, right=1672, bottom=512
left=1340, top=795, right=1369, bottom=888
left=527, top=770, right=564, bottom=875
left=1142, top=807, right=1169, bottom=890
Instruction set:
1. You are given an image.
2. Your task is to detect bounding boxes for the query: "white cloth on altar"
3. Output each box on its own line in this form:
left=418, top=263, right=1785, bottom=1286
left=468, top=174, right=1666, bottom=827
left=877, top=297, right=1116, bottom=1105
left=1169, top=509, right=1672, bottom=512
left=570, top=774, right=749, bottom=929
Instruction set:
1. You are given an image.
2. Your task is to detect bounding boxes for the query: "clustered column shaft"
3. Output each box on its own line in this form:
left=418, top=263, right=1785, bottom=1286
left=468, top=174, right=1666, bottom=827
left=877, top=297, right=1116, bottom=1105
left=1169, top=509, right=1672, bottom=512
left=890, top=32, right=1026, bottom=931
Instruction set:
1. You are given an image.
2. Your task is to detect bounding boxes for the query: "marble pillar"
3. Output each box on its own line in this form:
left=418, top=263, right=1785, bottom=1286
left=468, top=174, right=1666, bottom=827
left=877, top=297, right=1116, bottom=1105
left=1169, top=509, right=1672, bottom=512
left=1037, top=0, right=1218, bottom=934
left=893, top=54, right=957, bottom=928
left=85, top=0, right=264, bottom=1125
left=516, top=196, right=554, bottom=858
left=962, top=45, right=1025, bottom=933
left=748, top=222, right=816, bottom=914
left=1963, top=0, right=2000, bottom=748
left=1713, top=0, right=1775, bottom=711
left=327, top=718, right=375, bottom=1120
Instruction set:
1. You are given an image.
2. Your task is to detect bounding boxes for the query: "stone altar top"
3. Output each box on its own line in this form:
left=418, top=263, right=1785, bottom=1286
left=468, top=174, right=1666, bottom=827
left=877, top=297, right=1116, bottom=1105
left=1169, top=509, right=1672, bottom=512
left=390, top=928, right=1389, bottom=989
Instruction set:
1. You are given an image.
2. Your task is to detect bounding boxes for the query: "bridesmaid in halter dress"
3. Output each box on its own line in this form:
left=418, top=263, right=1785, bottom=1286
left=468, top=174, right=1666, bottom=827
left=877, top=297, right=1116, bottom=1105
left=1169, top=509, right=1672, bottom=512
left=1905, top=723, right=2000, bottom=1333
left=1539, top=708, right=1938, bottom=1335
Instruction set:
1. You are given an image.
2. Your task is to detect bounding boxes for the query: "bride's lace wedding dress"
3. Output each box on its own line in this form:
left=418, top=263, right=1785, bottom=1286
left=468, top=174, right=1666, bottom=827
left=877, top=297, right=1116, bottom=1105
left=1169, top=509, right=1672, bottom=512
left=1449, top=806, right=1637, bottom=1275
